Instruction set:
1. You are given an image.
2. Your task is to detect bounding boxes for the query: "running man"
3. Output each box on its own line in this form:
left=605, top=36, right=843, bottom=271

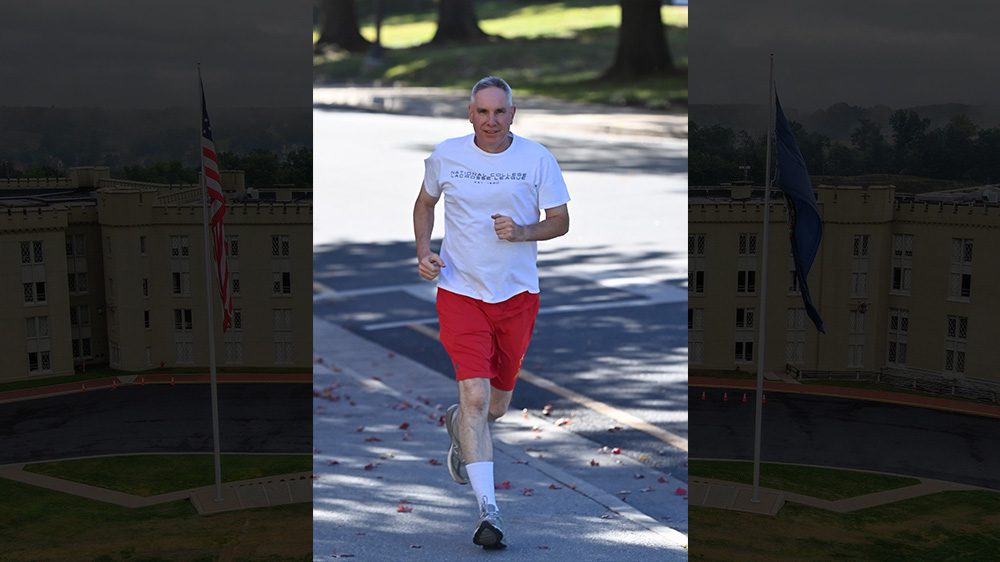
left=413, top=76, right=570, bottom=549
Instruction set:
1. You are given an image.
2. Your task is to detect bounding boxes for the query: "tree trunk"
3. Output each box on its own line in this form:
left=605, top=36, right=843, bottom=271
left=430, top=0, right=489, bottom=44
left=604, top=0, right=676, bottom=80
left=316, top=0, right=371, bottom=54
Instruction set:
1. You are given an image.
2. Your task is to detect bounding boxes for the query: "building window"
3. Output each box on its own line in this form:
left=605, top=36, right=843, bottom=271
left=232, top=309, right=243, bottom=331
left=26, top=316, right=49, bottom=339
left=850, top=234, right=870, bottom=298
left=28, top=351, right=51, bottom=373
left=735, top=339, right=754, bottom=363
left=788, top=269, right=800, bottom=294
left=231, top=273, right=241, bottom=297
left=144, top=310, right=151, bottom=329
left=139, top=235, right=147, bottom=255
left=737, top=270, right=756, bottom=294
left=23, top=281, right=46, bottom=304
left=21, top=240, right=44, bottom=264
left=170, top=235, right=190, bottom=257
left=847, top=309, right=866, bottom=368
left=852, top=235, right=870, bottom=257
left=142, top=278, right=149, bottom=297
left=70, top=305, right=90, bottom=327
left=272, top=271, right=292, bottom=295
left=227, top=235, right=240, bottom=258
left=738, top=233, right=757, bottom=256
left=688, top=270, right=704, bottom=294
left=735, top=307, right=755, bottom=329
left=944, top=315, right=968, bottom=374
left=272, top=234, right=290, bottom=257
left=174, top=309, right=193, bottom=331
left=689, top=234, right=705, bottom=256
left=948, top=238, right=973, bottom=301
left=887, top=308, right=909, bottom=366
left=786, top=308, right=806, bottom=364
left=172, top=271, right=191, bottom=295
left=688, top=308, right=704, bottom=364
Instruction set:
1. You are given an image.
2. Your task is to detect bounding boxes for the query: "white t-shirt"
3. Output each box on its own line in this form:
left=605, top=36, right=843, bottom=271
left=423, top=133, right=570, bottom=303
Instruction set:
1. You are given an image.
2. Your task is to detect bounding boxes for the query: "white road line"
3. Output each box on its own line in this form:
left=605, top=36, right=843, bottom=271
left=407, top=323, right=688, bottom=453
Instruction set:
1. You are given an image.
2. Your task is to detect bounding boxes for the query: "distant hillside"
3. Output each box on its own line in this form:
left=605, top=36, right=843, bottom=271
left=0, top=106, right=310, bottom=171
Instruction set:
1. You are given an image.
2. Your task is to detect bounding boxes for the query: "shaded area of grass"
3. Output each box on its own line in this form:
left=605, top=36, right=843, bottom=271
left=690, top=491, right=1000, bottom=561
left=315, top=3, right=687, bottom=109
left=25, top=454, right=312, bottom=497
left=0, top=478, right=310, bottom=561
left=689, top=460, right=920, bottom=501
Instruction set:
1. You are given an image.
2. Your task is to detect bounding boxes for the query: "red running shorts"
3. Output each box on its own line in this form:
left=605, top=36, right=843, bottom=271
left=435, top=288, right=540, bottom=392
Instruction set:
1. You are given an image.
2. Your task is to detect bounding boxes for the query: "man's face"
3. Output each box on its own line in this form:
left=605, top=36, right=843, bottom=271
left=468, top=86, right=516, bottom=148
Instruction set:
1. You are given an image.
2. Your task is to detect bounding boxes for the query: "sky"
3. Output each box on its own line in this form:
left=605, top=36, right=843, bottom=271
left=690, top=1, right=1000, bottom=110
left=0, top=0, right=311, bottom=109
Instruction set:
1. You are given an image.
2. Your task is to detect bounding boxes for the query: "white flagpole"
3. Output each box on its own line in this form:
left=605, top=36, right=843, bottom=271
left=198, top=63, right=224, bottom=502
left=752, top=54, right=775, bottom=503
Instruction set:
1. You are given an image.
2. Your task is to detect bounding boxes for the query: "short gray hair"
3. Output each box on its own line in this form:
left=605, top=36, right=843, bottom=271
left=470, top=76, right=513, bottom=106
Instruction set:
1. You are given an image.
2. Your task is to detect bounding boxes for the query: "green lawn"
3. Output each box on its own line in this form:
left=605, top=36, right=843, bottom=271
left=689, top=460, right=920, bottom=501
left=0, top=477, right=310, bottom=561
left=690, top=491, right=1000, bottom=561
left=25, top=453, right=311, bottom=496
left=315, top=2, right=687, bottom=109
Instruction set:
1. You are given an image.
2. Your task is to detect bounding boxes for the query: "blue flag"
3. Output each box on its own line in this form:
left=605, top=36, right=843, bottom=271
left=775, top=94, right=825, bottom=333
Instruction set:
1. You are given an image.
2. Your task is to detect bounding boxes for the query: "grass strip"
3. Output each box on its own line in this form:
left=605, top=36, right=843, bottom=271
left=689, top=460, right=920, bottom=501
left=24, top=453, right=312, bottom=497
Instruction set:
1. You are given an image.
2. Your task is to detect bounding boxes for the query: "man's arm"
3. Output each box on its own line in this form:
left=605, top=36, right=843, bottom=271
left=492, top=204, right=569, bottom=242
left=414, top=183, right=446, bottom=280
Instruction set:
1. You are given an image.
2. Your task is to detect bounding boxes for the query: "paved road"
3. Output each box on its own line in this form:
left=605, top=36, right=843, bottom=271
left=0, top=384, right=312, bottom=464
left=314, top=108, right=688, bottom=483
left=690, top=386, right=1000, bottom=490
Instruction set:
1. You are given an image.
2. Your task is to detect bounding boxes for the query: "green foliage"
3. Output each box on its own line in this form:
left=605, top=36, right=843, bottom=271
left=122, top=161, right=197, bottom=184
left=315, top=3, right=688, bottom=109
left=689, top=460, right=919, bottom=500
left=691, top=110, right=1000, bottom=187
left=219, top=147, right=312, bottom=188
left=25, top=454, right=312, bottom=496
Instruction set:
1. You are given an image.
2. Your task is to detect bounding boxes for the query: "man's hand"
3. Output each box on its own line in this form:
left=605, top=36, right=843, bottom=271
left=418, top=252, right=446, bottom=280
left=492, top=214, right=525, bottom=242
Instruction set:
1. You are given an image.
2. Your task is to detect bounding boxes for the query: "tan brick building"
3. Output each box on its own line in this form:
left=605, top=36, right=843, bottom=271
left=689, top=184, right=1000, bottom=381
left=0, top=167, right=311, bottom=382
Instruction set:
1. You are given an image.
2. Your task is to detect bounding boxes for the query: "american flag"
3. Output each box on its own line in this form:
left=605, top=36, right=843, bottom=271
left=200, top=75, right=233, bottom=332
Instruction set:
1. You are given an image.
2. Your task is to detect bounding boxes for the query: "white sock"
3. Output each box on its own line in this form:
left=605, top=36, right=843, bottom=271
left=466, top=461, right=497, bottom=509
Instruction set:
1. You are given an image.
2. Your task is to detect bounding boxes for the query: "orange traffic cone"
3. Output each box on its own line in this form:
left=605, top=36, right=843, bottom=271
left=170, top=376, right=176, bottom=386
left=762, top=393, right=768, bottom=404
left=700, top=391, right=707, bottom=401
left=723, top=392, right=729, bottom=402
left=742, top=393, right=748, bottom=403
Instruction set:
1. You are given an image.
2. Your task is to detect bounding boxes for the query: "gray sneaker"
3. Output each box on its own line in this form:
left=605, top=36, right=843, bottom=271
left=473, top=502, right=506, bottom=549
left=444, top=404, right=469, bottom=485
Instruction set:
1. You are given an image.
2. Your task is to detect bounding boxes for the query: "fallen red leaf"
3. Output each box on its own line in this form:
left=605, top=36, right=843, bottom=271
left=495, top=480, right=512, bottom=490
left=522, top=488, right=534, bottom=496
left=555, top=417, right=572, bottom=426
left=399, top=422, right=410, bottom=430
left=363, top=463, right=376, bottom=471
left=657, top=476, right=669, bottom=483
left=589, top=459, right=600, bottom=467
left=429, top=459, right=442, bottom=466
left=674, top=487, right=687, bottom=496
left=612, top=448, right=622, bottom=454
left=365, top=436, right=382, bottom=442
left=397, top=504, right=413, bottom=513
left=548, top=484, right=561, bottom=490
left=437, top=415, right=445, bottom=426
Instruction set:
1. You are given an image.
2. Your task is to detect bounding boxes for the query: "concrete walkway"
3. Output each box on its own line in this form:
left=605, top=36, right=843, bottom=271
left=313, top=317, right=687, bottom=560
left=0, top=460, right=311, bottom=515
